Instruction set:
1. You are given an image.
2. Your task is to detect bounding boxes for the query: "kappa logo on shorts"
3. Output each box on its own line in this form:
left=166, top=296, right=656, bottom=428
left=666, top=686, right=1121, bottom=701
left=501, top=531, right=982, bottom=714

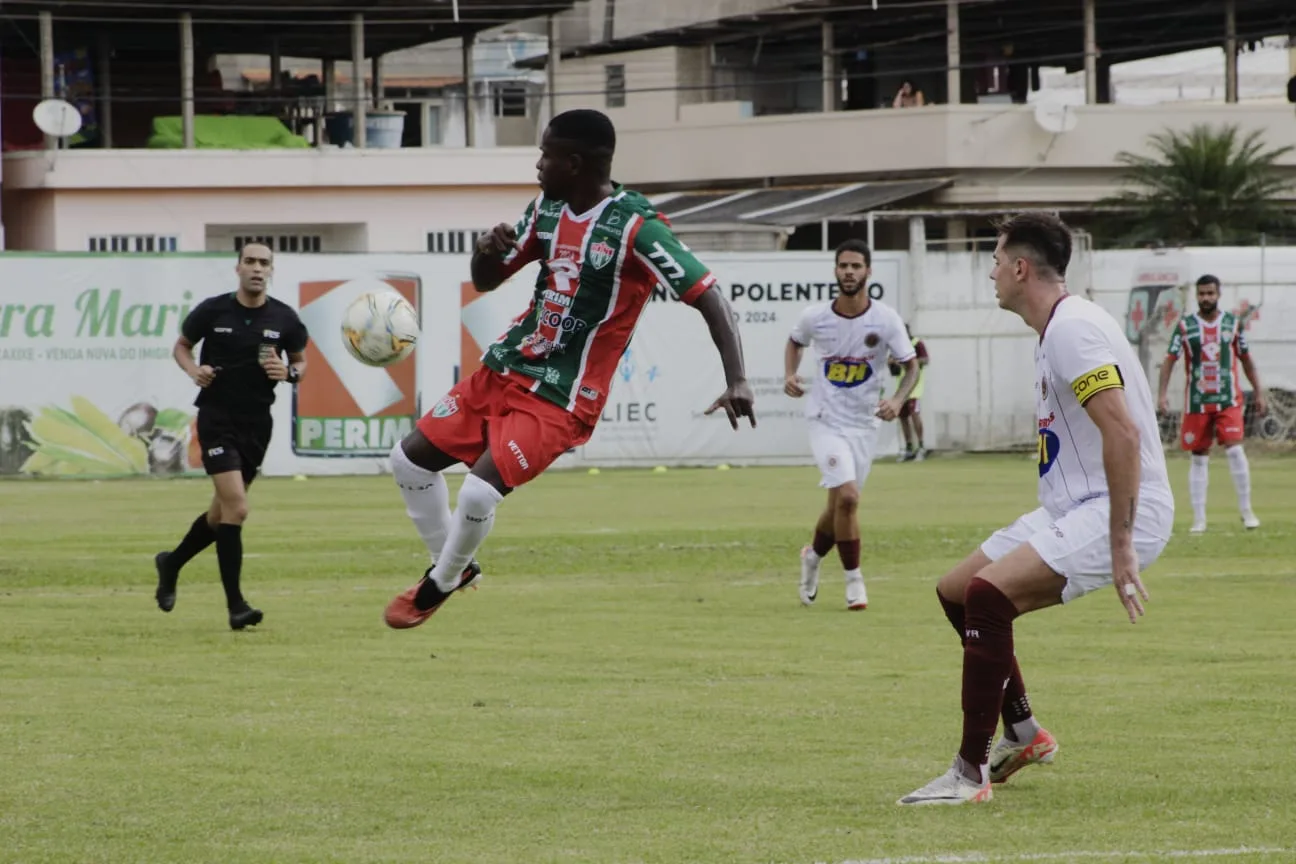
left=431, top=395, right=459, bottom=419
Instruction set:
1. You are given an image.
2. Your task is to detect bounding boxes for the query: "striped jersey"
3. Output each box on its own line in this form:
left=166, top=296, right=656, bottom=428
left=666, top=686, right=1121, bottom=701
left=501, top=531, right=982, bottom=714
left=482, top=187, right=716, bottom=425
left=1165, top=312, right=1250, bottom=414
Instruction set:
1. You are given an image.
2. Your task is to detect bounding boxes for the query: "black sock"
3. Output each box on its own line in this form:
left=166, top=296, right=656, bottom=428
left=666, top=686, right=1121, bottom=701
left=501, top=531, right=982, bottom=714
left=215, top=524, right=246, bottom=611
left=414, top=574, right=449, bottom=612
left=169, top=513, right=217, bottom=572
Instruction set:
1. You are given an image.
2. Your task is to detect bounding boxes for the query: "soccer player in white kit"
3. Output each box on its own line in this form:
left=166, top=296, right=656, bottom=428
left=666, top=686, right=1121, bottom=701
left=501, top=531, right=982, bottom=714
left=784, top=240, right=921, bottom=610
left=899, top=212, right=1175, bottom=806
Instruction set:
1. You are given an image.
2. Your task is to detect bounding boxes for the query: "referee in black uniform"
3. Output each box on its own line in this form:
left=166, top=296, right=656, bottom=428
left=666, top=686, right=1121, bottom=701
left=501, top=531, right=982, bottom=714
left=154, top=242, right=309, bottom=630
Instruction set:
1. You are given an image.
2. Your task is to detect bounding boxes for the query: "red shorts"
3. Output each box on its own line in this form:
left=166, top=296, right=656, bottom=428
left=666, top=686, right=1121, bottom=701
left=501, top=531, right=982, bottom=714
left=1180, top=404, right=1244, bottom=452
left=900, top=398, right=920, bottom=419
left=416, top=367, right=594, bottom=489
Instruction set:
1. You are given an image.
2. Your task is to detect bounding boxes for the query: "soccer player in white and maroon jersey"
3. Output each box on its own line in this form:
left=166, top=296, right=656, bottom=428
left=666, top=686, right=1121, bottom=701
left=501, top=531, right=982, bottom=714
left=382, top=109, right=757, bottom=630
left=1157, top=274, right=1266, bottom=532
left=785, top=240, right=919, bottom=610
left=899, top=212, right=1174, bottom=806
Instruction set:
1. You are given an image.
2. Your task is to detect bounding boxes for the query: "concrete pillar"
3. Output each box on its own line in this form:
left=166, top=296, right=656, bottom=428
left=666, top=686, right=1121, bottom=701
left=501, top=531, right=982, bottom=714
left=1083, top=0, right=1097, bottom=105
left=906, top=216, right=926, bottom=322
left=822, top=21, right=836, bottom=112
left=352, top=14, right=366, bottom=147
left=372, top=54, right=384, bottom=107
left=1224, top=0, right=1238, bottom=104
left=180, top=13, right=194, bottom=148
left=40, top=11, right=54, bottom=150
left=946, top=0, right=960, bottom=105
left=270, top=36, right=281, bottom=95
left=97, top=33, right=113, bottom=147
left=547, top=15, right=560, bottom=120
left=463, top=32, right=476, bottom=148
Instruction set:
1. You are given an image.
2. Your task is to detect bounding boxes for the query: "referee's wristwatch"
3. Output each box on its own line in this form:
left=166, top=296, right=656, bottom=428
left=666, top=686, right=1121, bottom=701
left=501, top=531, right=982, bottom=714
left=287, top=366, right=301, bottom=384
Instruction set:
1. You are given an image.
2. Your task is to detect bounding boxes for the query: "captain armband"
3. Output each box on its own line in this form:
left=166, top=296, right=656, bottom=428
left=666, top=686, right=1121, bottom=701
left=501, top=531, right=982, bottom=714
left=1070, top=364, right=1124, bottom=406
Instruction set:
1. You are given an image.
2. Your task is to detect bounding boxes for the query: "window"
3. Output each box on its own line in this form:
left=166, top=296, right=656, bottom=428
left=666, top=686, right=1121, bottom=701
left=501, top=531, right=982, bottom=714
left=88, top=234, right=179, bottom=253
left=605, top=64, right=626, bottom=108
left=235, top=234, right=322, bottom=253
left=427, top=230, right=482, bottom=255
left=493, top=85, right=529, bottom=118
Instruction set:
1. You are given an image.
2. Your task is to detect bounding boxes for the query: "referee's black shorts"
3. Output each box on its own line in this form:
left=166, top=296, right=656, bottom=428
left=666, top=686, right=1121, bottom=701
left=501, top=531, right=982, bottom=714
left=195, top=407, right=272, bottom=486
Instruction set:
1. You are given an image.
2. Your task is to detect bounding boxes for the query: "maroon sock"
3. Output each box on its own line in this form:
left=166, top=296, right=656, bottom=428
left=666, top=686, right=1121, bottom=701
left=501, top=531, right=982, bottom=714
left=940, top=589, right=1033, bottom=732
left=1001, top=658, right=1033, bottom=729
left=959, top=578, right=1020, bottom=770
left=812, top=529, right=834, bottom=558
left=836, top=539, right=860, bottom=571
left=938, top=590, right=966, bottom=644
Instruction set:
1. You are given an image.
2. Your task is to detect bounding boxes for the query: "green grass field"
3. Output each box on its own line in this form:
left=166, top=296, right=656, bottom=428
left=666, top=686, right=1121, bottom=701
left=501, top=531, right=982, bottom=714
left=2, top=454, right=1294, bottom=864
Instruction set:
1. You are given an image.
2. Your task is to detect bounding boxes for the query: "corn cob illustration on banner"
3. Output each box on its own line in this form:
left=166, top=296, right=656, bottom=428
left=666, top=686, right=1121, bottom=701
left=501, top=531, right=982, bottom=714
left=16, top=396, right=196, bottom=477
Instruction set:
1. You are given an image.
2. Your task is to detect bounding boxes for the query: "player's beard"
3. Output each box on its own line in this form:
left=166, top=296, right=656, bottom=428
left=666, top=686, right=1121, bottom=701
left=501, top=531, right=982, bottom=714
left=839, top=281, right=864, bottom=296
left=1198, top=300, right=1217, bottom=316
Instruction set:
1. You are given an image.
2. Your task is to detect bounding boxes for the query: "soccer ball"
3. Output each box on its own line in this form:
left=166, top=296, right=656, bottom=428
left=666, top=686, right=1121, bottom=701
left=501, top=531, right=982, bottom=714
left=340, top=290, right=419, bottom=367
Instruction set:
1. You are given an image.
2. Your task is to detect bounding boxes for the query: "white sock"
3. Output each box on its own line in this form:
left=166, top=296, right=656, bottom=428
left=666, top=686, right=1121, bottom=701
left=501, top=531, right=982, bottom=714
left=1007, top=716, right=1041, bottom=743
left=1225, top=445, right=1252, bottom=514
left=428, top=474, right=503, bottom=591
left=844, top=568, right=863, bottom=583
left=390, top=442, right=452, bottom=560
left=1189, top=454, right=1209, bottom=523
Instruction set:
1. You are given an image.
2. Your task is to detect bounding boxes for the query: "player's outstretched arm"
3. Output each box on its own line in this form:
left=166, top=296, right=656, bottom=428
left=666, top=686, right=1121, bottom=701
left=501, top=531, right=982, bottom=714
left=694, top=286, right=756, bottom=429
left=1083, top=386, right=1148, bottom=623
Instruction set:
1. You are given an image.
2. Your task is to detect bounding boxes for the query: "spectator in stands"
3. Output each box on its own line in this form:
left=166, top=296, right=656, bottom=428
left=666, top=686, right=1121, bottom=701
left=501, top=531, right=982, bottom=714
left=893, top=80, right=926, bottom=108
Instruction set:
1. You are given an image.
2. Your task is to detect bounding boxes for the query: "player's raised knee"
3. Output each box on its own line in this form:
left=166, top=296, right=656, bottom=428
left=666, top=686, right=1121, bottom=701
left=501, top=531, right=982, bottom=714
left=834, top=485, right=860, bottom=513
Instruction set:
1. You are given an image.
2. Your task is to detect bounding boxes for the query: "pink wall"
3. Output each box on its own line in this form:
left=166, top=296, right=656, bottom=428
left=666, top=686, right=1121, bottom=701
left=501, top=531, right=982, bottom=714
left=15, top=185, right=538, bottom=252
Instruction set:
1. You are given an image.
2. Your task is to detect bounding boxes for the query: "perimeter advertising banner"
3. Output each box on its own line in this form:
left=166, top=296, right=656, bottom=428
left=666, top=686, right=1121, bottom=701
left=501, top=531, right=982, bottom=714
left=0, top=251, right=908, bottom=478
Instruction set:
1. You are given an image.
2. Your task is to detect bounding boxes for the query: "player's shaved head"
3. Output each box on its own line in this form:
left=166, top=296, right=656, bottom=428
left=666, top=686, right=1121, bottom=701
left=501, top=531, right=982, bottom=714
left=995, top=212, right=1071, bottom=281
left=546, top=109, right=616, bottom=159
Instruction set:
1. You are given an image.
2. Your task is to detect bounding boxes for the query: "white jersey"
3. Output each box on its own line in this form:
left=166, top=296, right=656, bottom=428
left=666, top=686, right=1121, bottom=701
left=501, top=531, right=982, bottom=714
left=1036, top=295, right=1171, bottom=518
left=789, top=298, right=915, bottom=429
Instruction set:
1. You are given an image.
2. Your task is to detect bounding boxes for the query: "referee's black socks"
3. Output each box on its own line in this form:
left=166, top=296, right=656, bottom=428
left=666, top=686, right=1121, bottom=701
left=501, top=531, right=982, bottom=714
left=215, top=523, right=246, bottom=611
left=169, top=513, right=217, bottom=572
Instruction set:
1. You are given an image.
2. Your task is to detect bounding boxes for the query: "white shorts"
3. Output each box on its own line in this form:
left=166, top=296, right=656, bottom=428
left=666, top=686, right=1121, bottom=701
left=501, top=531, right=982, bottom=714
left=809, top=420, right=880, bottom=490
left=980, top=494, right=1174, bottom=604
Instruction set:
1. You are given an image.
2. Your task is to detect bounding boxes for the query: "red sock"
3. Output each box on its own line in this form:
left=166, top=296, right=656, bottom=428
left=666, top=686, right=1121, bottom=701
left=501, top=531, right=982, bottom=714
left=959, top=577, right=1019, bottom=769
left=836, top=539, right=860, bottom=571
left=812, top=529, right=834, bottom=558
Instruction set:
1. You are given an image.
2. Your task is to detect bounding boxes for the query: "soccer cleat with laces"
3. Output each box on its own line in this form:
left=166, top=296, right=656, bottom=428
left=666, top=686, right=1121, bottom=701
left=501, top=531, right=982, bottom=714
left=898, top=761, right=993, bottom=806
left=384, top=560, right=482, bottom=630
left=799, top=546, right=820, bottom=606
left=988, top=727, right=1058, bottom=783
left=1241, top=511, right=1261, bottom=530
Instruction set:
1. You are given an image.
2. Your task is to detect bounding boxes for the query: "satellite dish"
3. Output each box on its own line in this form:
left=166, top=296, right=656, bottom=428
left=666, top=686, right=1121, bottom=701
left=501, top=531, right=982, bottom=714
left=1033, top=100, right=1078, bottom=134
left=32, top=99, right=83, bottom=138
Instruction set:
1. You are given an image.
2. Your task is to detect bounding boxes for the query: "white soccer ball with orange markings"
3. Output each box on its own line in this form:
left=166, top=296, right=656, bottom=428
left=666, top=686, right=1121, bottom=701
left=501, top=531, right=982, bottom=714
left=340, top=290, right=419, bottom=367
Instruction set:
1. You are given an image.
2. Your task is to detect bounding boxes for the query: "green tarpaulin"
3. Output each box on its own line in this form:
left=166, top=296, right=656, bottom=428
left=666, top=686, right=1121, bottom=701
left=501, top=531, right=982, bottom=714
left=147, top=115, right=310, bottom=149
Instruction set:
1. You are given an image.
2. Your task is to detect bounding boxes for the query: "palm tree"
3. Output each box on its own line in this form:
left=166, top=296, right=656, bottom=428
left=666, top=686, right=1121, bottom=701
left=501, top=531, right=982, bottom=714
left=1097, top=123, right=1295, bottom=247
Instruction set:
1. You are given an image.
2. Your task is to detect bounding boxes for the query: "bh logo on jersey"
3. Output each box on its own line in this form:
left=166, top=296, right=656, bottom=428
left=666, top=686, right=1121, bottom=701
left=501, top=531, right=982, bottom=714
left=1038, top=414, right=1061, bottom=478
left=823, top=357, right=872, bottom=388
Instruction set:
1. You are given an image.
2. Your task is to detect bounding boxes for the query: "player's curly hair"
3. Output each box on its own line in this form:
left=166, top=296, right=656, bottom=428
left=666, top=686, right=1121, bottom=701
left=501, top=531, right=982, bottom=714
left=995, top=212, right=1071, bottom=279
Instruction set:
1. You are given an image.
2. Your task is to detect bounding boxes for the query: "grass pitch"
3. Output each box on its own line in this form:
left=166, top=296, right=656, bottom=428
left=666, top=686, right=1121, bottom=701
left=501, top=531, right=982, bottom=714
left=1, top=454, right=1294, bottom=864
